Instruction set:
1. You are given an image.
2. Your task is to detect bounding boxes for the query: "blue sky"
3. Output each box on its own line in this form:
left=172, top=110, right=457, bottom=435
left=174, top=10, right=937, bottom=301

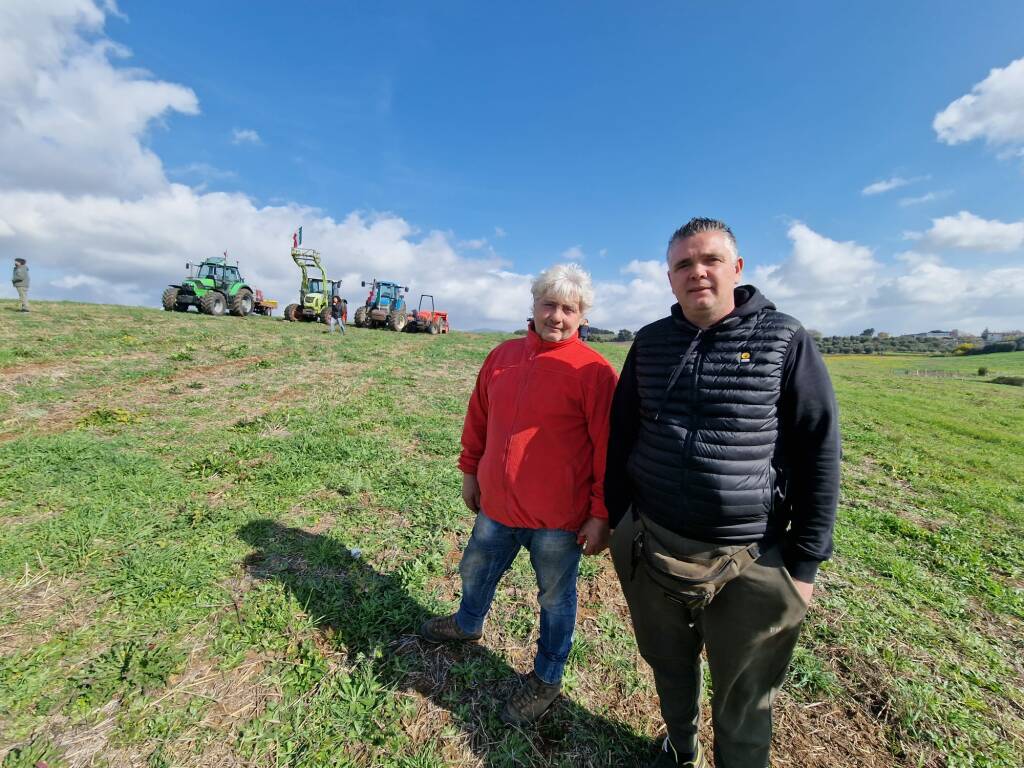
left=2, top=1, right=1023, bottom=333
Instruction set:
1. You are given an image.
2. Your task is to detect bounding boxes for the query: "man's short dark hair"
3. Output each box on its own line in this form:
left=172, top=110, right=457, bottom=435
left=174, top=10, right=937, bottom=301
left=14, top=258, right=26, bottom=265
left=667, top=218, right=739, bottom=262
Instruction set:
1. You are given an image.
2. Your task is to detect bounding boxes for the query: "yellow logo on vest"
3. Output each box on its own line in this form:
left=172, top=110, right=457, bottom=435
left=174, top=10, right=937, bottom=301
left=738, top=351, right=751, bottom=364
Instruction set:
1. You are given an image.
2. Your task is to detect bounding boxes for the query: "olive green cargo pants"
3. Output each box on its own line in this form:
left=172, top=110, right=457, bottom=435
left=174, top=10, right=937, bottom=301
left=611, top=513, right=808, bottom=768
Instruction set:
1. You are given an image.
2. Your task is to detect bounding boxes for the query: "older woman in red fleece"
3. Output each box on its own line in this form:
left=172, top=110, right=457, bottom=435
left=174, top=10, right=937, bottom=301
left=420, top=263, right=618, bottom=726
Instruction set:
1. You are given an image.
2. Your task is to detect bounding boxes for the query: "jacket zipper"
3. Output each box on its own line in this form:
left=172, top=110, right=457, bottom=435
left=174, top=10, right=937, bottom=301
left=654, top=330, right=703, bottom=422
left=504, top=345, right=537, bottom=487
left=684, top=331, right=700, bottom=493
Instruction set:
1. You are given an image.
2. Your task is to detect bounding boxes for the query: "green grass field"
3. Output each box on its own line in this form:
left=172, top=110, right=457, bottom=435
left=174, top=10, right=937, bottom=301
left=1, top=300, right=1021, bottom=768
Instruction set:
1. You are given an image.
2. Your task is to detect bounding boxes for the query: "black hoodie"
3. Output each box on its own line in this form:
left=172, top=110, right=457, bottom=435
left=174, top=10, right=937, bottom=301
left=605, top=285, right=840, bottom=582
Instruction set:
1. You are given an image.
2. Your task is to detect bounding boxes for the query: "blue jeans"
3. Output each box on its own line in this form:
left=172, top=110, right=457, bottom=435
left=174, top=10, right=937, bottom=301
left=329, top=316, right=345, bottom=333
left=455, top=512, right=582, bottom=685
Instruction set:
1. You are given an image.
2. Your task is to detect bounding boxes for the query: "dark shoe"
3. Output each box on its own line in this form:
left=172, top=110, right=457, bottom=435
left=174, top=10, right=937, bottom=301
left=419, top=614, right=482, bottom=643
left=648, top=737, right=707, bottom=768
left=499, top=671, right=561, bottom=725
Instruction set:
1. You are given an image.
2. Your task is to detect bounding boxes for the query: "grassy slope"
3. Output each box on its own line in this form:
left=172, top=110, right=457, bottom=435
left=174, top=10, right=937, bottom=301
left=0, top=301, right=1021, bottom=768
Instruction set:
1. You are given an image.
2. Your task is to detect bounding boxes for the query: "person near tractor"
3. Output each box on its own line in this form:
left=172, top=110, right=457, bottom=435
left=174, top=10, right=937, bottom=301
left=604, top=217, right=840, bottom=768
left=327, top=295, right=346, bottom=334
left=419, top=263, right=618, bottom=726
left=12, top=258, right=29, bottom=312
left=579, top=318, right=591, bottom=342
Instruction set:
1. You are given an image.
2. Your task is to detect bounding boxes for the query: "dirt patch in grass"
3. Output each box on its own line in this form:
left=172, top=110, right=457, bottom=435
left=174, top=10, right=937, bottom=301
left=847, top=454, right=949, bottom=532
left=169, top=652, right=276, bottom=733
left=0, top=357, right=370, bottom=444
left=0, top=570, right=87, bottom=655
left=772, top=694, right=900, bottom=767
left=6, top=699, right=123, bottom=768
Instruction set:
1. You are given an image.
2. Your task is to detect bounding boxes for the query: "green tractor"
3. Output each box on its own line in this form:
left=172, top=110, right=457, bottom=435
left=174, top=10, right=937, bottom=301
left=283, top=247, right=343, bottom=323
left=163, top=257, right=255, bottom=316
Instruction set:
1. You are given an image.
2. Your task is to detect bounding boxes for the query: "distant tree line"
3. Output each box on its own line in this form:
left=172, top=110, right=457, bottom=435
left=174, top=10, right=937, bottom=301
left=513, top=326, right=635, bottom=342
left=588, top=328, right=634, bottom=342
left=809, top=330, right=1024, bottom=356
left=810, top=332, right=958, bottom=355
left=961, top=339, right=1024, bottom=355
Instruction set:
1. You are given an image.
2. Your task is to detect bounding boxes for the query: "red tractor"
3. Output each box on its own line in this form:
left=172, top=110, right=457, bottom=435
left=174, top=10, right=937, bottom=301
left=406, top=294, right=450, bottom=334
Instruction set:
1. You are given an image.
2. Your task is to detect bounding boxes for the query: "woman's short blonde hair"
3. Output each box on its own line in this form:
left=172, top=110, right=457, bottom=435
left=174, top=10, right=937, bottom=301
left=531, top=263, right=594, bottom=314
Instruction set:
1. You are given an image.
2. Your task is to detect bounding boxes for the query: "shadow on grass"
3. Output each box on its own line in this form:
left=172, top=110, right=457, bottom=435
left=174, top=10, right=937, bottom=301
left=238, top=519, right=651, bottom=767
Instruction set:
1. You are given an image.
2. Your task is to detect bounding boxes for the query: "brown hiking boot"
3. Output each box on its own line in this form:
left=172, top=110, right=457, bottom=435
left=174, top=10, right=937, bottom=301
left=647, top=737, right=707, bottom=768
left=499, top=671, right=562, bottom=725
left=419, top=614, right=482, bottom=643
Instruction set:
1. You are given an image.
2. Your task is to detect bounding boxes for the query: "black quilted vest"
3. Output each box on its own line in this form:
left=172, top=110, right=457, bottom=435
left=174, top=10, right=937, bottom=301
left=628, top=288, right=802, bottom=543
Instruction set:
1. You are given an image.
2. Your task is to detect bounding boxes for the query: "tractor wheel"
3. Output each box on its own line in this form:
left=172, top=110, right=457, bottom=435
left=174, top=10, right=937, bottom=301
left=389, top=310, right=408, bottom=332
left=230, top=288, right=254, bottom=317
left=162, top=287, right=179, bottom=311
left=354, top=306, right=368, bottom=327
left=428, top=320, right=440, bottom=335
left=200, top=291, right=227, bottom=316
left=319, top=307, right=331, bottom=325
left=284, top=303, right=300, bottom=322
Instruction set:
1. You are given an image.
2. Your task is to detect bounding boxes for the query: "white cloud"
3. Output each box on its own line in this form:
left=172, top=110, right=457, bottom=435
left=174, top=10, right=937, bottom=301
left=589, top=259, right=674, bottom=330
left=862, top=177, right=911, bottom=195
left=749, top=223, right=1024, bottom=334
left=934, top=57, right=1024, bottom=148
left=231, top=128, right=261, bottom=145
left=873, top=256, right=1024, bottom=331
left=561, top=245, right=585, bottom=262
left=169, top=162, right=237, bottom=182
left=0, top=0, right=199, bottom=197
left=751, top=222, right=881, bottom=330
left=898, top=190, right=951, bottom=207
left=861, top=175, right=930, bottom=196
left=911, top=211, right=1024, bottom=252
left=51, top=273, right=103, bottom=289
left=493, top=226, right=506, bottom=238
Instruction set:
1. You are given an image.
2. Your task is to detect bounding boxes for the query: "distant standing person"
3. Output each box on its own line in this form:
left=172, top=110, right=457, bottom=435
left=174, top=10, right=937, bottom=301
left=12, top=258, right=29, bottom=312
left=419, top=263, right=618, bottom=725
left=579, top=318, right=591, bottom=342
left=605, top=217, right=840, bottom=767
left=327, top=295, right=346, bottom=334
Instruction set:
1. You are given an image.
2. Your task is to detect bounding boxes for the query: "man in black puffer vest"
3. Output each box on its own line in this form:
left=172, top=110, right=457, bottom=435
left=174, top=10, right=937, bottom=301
left=606, top=217, right=840, bottom=768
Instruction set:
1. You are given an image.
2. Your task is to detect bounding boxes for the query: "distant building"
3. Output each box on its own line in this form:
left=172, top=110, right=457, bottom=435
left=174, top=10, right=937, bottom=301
left=980, top=328, right=1020, bottom=343
left=914, top=330, right=956, bottom=339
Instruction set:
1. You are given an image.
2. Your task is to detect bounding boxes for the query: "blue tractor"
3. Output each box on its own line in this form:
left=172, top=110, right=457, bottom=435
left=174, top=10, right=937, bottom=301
left=353, top=278, right=410, bottom=331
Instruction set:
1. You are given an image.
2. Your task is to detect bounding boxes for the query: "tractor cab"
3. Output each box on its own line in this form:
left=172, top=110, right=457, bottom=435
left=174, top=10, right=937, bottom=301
left=284, top=247, right=339, bottom=324
left=366, top=281, right=403, bottom=310
left=353, top=278, right=410, bottom=331
left=306, top=278, right=344, bottom=302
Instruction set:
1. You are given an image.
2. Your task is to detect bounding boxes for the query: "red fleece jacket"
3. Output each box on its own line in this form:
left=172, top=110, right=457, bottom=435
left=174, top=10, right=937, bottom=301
left=458, top=329, right=619, bottom=531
